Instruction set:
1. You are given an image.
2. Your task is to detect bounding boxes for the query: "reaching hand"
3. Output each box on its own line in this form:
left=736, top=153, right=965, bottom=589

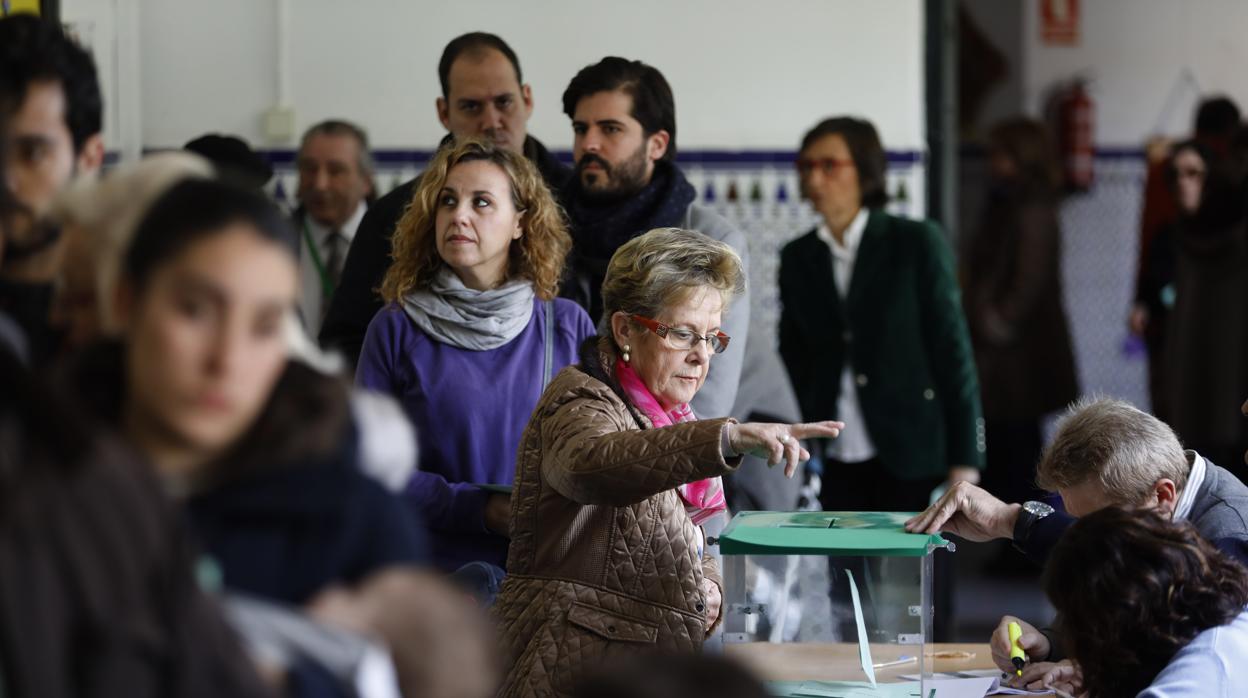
left=990, top=616, right=1051, bottom=674
left=904, top=480, right=1020, bottom=542
left=727, top=420, right=844, bottom=478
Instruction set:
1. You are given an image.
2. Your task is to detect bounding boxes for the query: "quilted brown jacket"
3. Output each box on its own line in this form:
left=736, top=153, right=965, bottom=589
left=494, top=342, right=741, bottom=697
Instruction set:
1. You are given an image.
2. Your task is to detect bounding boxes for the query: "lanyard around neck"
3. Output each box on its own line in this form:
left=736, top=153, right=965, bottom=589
left=301, top=217, right=335, bottom=298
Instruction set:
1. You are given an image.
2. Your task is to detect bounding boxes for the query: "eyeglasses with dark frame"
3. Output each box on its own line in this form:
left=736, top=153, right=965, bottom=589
left=795, top=157, right=855, bottom=177
left=630, top=314, right=731, bottom=354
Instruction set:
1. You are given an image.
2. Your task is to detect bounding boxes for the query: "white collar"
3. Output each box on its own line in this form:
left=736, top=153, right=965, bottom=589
left=1173, top=450, right=1206, bottom=522
left=816, top=208, right=869, bottom=260
left=303, top=200, right=367, bottom=245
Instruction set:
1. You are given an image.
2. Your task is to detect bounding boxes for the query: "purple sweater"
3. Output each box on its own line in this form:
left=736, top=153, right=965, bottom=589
left=356, top=298, right=595, bottom=572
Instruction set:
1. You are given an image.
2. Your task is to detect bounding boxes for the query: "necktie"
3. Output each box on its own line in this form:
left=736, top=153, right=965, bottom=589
left=323, top=230, right=345, bottom=290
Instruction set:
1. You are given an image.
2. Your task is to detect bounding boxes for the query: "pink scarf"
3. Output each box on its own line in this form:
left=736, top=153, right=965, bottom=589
left=615, top=357, right=726, bottom=526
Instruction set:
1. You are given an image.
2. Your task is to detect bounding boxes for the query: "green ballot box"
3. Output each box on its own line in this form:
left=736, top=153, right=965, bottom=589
left=717, top=511, right=953, bottom=698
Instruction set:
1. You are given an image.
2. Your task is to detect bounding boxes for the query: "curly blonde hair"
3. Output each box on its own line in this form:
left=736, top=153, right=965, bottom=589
left=380, top=138, right=570, bottom=302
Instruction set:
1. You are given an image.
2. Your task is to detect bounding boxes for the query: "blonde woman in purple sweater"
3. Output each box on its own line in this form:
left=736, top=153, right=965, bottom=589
left=356, top=139, right=593, bottom=576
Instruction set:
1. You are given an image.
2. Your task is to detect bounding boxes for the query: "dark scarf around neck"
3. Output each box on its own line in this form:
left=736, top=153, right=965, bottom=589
left=562, top=160, right=697, bottom=263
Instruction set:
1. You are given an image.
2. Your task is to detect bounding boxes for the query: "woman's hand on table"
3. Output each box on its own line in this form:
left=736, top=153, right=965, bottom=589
left=1012, top=659, right=1084, bottom=696
left=727, top=421, right=844, bottom=478
left=990, top=615, right=1050, bottom=673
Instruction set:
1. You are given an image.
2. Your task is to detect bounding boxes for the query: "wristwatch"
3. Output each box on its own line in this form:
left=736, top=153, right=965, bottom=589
left=1012, top=500, right=1055, bottom=548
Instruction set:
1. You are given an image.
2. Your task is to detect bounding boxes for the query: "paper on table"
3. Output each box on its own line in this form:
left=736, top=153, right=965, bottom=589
left=785, top=680, right=919, bottom=697
left=926, top=677, right=996, bottom=697
left=783, top=677, right=994, bottom=698
left=899, top=670, right=1053, bottom=696
left=846, top=569, right=876, bottom=688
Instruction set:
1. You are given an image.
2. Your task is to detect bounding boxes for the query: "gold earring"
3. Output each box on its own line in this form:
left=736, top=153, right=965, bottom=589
left=622, top=344, right=631, bottom=363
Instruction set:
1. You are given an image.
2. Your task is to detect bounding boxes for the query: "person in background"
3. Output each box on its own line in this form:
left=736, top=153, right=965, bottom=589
left=1, top=92, right=269, bottom=698
left=1041, top=508, right=1248, bottom=697
left=50, top=151, right=216, bottom=350
left=962, top=117, right=1078, bottom=507
left=60, top=178, right=429, bottom=695
left=1, top=298, right=273, bottom=698
left=0, top=13, right=105, bottom=363
left=906, top=397, right=1248, bottom=685
left=184, top=133, right=274, bottom=191
left=292, top=119, right=375, bottom=335
left=1161, top=129, right=1248, bottom=479
left=1130, top=96, right=1240, bottom=422
left=322, top=32, right=569, bottom=365
left=53, top=151, right=421, bottom=500
left=1132, top=139, right=1208, bottom=425
left=494, top=228, right=842, bottom=696
left=780, top=115, right=984, bottom=511
left=780, top=116, right=983, bottom=640
left=557, top=56, right=750, bottom=422
left=356, top=138, right=593, bottom=579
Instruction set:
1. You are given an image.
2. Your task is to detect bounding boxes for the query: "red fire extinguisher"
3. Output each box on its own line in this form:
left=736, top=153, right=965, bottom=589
left=1058, top=80, right=1095, bottom=192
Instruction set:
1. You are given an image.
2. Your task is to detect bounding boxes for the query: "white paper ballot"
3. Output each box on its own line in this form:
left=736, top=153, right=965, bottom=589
left=846, top=568, right=877, bottom=688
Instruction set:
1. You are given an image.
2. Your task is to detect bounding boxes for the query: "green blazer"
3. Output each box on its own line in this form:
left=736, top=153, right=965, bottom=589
left=779, top=209, right=986, bottom=480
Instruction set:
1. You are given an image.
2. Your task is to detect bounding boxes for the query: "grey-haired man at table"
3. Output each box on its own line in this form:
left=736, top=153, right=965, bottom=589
left=906, top=396, right=1248, bottom=688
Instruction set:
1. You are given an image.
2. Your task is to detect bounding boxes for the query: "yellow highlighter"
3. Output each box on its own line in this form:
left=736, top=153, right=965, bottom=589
left=1008, top=621, right=1026, bottom=677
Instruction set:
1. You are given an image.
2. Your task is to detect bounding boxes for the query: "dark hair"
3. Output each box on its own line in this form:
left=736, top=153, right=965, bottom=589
left=1163, top=139, right=1211, bottom=197
left=1044, top=508, right=1248, bottom=698
left=437, top=32, right=522, bottom=100
left=988, top=116, right=1062, bottom=195
left=1171, top=134, right=1248, bottom=228
left=1194, top=96, right=1241, bottom=139
left=183, top=133, right=274, bottom=190
left=0, top=14, right=103, bottom=153
left=571, top=654, right=769, bottom=698
left=562, top=57, right=677, bottom=162
left=299, top=119, right=375, bottom=177
left=799, top=117, right=888, bottom=209
left=123, top=178, right=296, bottom=291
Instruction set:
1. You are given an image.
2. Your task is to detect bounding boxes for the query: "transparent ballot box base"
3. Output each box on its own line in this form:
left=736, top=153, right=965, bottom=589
left=716, top=512, right=953, bottom=697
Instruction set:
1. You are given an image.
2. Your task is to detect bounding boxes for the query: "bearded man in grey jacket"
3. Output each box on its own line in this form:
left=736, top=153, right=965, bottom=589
left=557, top=56, right=750, bottom=421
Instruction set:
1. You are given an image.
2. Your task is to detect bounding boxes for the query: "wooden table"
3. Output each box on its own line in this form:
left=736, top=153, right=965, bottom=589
left=726, top=642, right=996, bottom=683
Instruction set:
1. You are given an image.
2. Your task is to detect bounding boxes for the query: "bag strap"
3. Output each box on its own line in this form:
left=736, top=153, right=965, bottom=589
left=542, top=299, right=555, bottom=387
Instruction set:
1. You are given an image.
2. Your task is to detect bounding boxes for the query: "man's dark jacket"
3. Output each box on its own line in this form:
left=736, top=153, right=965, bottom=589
left=1021, top=456, right=1248, bottom=566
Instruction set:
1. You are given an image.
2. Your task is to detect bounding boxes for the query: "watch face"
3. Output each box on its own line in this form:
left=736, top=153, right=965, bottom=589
left=1023, top=500, right=1055, bottom=517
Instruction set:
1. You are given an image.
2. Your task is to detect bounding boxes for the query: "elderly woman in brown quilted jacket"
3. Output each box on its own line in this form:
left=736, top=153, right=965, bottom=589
left=493, top=228, right=843, bottom=697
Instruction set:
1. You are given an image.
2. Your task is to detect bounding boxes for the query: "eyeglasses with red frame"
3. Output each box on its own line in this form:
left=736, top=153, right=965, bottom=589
left=630, top=314, right=731, bottom=354
left=795, top=157, right=855, bottom=177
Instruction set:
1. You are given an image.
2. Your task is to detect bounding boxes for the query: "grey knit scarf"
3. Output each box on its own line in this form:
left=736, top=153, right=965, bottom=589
left=400, top=267, right=534, bottom=350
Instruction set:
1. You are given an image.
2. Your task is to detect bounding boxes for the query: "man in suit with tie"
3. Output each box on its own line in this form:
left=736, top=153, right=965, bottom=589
left=292, top=119, right=375, bottom=334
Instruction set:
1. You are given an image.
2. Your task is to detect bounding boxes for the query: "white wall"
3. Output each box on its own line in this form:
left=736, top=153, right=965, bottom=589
left=1021, top=0, right=1248, bottom=146
left=69, top=0, right=929, bottom=154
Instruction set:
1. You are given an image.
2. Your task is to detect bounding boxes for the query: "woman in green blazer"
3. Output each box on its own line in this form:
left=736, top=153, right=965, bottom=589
left=779, top=116, right=985, bottom=513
